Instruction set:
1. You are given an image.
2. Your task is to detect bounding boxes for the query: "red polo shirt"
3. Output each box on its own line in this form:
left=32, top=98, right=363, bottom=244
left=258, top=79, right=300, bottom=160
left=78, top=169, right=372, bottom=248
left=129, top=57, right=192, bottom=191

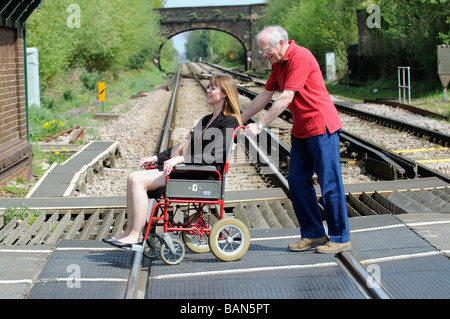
left=265, top=40, right=342, bottom=138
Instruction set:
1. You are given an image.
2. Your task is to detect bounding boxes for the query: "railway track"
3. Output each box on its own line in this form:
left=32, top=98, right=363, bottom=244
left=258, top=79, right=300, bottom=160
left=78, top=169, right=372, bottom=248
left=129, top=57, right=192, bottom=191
left=126, top=62, right=295, bottom=298
left=1, top=62, right=449, bottom=244
left=1, top=62, right=449, bottom=300
left=199, top=62, right=449, bottom=178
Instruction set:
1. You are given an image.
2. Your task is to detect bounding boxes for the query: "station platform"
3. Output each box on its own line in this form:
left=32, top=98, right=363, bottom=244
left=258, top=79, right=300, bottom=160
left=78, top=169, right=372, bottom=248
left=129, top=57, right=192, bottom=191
left=16, top=214, right=450, bottom=299
left=27, top=141, right=120, bottom=198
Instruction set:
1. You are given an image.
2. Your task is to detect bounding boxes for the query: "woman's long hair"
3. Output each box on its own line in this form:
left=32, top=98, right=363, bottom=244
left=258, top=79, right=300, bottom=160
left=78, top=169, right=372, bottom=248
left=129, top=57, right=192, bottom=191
left=209, top=75, right=242, bottom=125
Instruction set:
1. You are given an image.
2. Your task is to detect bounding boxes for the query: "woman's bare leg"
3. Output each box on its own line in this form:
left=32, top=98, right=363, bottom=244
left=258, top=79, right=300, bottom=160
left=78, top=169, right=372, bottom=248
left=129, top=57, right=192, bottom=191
left=114, top=169, right=165, bottom=244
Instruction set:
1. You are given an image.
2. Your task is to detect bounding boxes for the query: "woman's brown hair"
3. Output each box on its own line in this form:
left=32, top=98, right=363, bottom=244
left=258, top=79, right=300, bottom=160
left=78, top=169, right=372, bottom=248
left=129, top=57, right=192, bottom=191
left=209, top=75, right=242, bottom=125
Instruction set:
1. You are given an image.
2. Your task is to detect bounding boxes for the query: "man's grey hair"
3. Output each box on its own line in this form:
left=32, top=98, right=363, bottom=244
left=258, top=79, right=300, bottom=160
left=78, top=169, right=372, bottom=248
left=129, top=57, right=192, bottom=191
left=256, top=25, right=289, bottom=47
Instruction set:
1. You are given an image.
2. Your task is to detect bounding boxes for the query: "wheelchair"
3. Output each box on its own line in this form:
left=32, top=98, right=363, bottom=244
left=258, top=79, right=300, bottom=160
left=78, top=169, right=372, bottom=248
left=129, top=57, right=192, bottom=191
left=140, top=125, right=250, bottom=265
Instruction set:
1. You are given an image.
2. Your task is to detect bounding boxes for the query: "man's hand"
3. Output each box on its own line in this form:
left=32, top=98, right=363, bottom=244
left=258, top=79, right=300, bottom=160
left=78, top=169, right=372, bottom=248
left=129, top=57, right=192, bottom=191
left=244, top=123, right=262, bottom=137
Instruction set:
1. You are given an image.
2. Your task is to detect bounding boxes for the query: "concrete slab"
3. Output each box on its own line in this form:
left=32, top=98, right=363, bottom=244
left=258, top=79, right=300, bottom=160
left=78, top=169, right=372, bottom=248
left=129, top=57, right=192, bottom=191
left=148, top=215, right=450, bottom=299
left=395, top=213, right=450, bottom=258
left=0, top=245, right=54, bottom=299
left=26, top=240, right=133, bottom=299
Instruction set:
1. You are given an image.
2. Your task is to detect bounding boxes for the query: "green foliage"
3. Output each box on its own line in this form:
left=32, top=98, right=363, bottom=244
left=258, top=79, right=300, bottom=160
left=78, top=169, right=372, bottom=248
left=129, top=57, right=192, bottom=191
left=159, top=39, right=179, bottom=72
left=42, top=120, right=67, bottom=136
left=62, top=89, right=76, bottom=101
left=0, top=179, right=29, bottom=198
left=363, top=0, right=450, bottom=81
left=28, top=105, right=72, bottom=141
left=259, top=0, right=449, bottom=82
left=185, top=30, right=245, bottom=65
left=26, top=0, right=163, bottom=87
left=79, top=69, right=102, bottom=91
left=259, top=0, right=358, bottom=79
left=40, top=96, right=57, bottom=109
left=3, top=205, right=41, bottom=226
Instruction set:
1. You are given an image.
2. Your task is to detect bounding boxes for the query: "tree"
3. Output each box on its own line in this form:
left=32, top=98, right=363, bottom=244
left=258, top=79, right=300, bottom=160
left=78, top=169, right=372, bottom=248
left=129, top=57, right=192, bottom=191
left=26, top=0, right=164, bottom=85
left=185, top=29, right=245, bottom=65
left=258, top=0, right=359, bottom=79
left=363, top=0, right=450, bottom=81
left=259, top=0, right=449, bottom=82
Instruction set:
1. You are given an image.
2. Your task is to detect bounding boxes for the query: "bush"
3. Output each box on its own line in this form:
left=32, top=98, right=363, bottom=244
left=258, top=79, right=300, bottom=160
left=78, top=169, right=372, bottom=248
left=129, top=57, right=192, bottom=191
left=62, top=89, right=76, bottom=101
left=41, top=96, right=57, bottom=109
left=80, top=69, right=102, bottom=91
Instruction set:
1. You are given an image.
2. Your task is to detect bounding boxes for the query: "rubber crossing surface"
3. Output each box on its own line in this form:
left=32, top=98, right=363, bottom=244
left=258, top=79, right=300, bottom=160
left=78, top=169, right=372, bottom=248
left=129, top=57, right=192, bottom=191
left=24, top=215, right=450, bottom=299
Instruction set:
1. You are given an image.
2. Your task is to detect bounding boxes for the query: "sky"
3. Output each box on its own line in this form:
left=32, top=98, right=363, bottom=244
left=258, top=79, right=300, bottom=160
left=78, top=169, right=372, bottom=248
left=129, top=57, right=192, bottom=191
left=163, top=0, right=266, bottom=55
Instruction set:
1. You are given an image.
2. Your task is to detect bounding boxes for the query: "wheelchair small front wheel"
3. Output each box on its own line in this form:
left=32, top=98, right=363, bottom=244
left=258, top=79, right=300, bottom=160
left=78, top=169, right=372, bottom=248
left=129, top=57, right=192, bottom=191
left=160, top=238, right=185, bottom=265
left=143, top=233, right=163, bottom=259
left=209, top=218, right=250, bottom=262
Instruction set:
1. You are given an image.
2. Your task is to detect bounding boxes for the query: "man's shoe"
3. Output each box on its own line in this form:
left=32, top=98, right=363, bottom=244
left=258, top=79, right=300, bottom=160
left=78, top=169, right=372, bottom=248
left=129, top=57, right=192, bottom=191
left=315, top=241, right=351, bottom=254
left=288, top=236, right=327, bottom=252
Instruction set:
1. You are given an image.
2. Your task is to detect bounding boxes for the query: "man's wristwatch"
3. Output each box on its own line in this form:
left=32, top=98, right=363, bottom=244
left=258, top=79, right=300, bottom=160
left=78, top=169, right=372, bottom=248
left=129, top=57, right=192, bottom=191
left=257, top=122, right=264, bottom=131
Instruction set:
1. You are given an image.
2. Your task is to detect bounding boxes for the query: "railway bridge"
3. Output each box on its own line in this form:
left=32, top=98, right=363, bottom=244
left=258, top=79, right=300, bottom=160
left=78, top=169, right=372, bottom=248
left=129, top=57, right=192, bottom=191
left=157, top=4, right=268, bottom=71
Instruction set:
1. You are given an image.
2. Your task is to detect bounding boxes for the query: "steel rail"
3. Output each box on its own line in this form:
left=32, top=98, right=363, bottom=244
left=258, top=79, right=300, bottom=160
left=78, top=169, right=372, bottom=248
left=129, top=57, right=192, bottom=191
left=202, top=62, right=450, bottom=148
left=364, top=98, right=449, bottom=121
left=203, top=61, right=256, bottom=83
left=335, top=101, right=450, bottom=147
left=124, top=63, right=182, bottom=299
left=237, top=84, right=450, bottom=183
left=339, top=251, right=392, bottom=299
left=341, top=130, right=450, bottom=183
left=195, top=62, right=445, bottom=300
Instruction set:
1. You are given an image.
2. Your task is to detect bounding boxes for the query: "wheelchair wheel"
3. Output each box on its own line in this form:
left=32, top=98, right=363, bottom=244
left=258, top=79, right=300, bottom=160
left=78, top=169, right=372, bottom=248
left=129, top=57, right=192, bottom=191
left=209, top=218, right=250, bottom=262
left=160, top=238, right=185, bottom=265
left=182, top=214, right=218, bottom=253
left=143, top=233, right=163, bottom=259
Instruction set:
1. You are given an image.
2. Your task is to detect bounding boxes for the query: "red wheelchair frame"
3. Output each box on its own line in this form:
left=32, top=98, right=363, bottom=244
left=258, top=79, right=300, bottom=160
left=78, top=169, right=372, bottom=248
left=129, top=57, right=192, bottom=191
left=141, top=125, right=250, bottom=265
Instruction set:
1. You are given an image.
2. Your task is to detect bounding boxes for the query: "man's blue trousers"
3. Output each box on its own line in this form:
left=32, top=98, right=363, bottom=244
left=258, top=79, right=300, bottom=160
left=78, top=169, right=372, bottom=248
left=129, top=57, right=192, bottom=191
left=288, top=129, right=350, bottom=243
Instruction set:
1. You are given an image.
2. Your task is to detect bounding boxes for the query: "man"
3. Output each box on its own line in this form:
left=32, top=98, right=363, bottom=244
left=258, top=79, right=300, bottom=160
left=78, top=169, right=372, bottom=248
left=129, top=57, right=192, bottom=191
left=242, top=25, right=351, bottom=254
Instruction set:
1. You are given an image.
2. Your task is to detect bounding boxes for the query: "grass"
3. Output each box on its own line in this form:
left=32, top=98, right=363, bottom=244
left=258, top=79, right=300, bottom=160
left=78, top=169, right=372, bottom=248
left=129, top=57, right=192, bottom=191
left=0, top=178, right=30, bottom=198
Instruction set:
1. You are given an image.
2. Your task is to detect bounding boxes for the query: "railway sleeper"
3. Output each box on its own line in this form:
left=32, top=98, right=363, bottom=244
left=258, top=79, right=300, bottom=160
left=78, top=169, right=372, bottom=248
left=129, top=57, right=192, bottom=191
left=1, top=188, right=449, bottom=245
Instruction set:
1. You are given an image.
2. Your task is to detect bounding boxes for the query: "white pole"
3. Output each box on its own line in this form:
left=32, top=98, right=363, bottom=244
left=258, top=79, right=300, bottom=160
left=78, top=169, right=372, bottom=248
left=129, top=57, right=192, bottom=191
left=407, top=67, right=411, bottom=104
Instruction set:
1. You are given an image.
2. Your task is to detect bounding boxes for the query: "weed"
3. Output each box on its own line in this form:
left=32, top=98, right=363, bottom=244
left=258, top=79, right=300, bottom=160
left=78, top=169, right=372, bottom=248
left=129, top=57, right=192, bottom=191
left=3, top=205, right=42, bottom=227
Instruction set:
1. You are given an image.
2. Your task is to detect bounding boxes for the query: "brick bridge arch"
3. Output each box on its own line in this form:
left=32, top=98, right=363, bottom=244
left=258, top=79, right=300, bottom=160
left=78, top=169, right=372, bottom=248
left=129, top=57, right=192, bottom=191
left=157, top=4, right=268, bottom=70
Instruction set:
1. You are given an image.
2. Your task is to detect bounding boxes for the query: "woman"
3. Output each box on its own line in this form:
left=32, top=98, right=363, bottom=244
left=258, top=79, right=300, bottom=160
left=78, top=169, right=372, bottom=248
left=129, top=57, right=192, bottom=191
left=104, top=75, right=242, bottom=247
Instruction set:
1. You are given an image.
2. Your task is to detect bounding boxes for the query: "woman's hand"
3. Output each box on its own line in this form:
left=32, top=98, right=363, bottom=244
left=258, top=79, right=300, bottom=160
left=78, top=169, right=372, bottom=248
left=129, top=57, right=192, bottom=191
left=163, top=156, right=184, bottom=176
left=139, top=156, right=158, bottom=169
